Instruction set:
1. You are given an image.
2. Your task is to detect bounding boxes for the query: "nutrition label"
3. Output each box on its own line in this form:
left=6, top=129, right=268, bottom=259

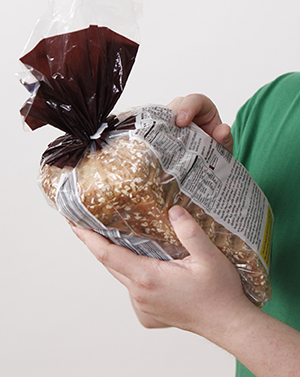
left=130, top=105, right=273, bottom=272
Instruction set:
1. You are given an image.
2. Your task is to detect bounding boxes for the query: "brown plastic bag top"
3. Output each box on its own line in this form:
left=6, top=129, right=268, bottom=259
left=20, top=25, right=139, bottom=167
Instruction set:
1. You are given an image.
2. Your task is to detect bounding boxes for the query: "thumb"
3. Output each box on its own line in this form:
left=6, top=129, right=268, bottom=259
left=211, top=123, right=234, bottom=154
left=168, top=206, right=218, bottom=261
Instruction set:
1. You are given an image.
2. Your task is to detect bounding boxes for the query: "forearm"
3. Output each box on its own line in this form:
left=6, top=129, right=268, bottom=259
left=73, top=197, right=300, bottom=376
left=204, top=302, right=300, bottom=377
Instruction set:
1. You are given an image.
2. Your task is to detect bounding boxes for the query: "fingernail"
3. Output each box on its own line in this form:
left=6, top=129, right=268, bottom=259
left=176, top=111, right=187, bottom=125
left=169, top=206, right=186, bottom=222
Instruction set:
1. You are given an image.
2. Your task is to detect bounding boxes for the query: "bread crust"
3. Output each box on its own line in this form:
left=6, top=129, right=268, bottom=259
left=40, top=134, right=271, bottom=306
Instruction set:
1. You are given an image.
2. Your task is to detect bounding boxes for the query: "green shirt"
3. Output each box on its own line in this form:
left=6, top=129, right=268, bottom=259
left=232, top=72, right=300, bottom=376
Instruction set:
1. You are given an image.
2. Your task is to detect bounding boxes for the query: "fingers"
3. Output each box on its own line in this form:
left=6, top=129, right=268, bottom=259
left=72, top=205, right=222, bottom=284
left=107, top=266, right=131, bottom=287
left=71, top=227, right=158, bottom=282
left=168, top=206, right=219, bottom=262
left=168, top=93, right=222, bottom=128
left=211, top=123, right=234, bottom=154
left=167, top=96, right=184, bottom=114
left=168, top=94, right=233, bottom=153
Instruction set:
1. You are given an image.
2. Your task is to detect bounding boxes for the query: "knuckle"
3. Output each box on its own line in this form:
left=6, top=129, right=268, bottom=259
left=94, top=246, right=111, bottom=265
left=132, top=292, right=145, bottom=306
left=173, top=95, right=184, bottom=103
left=168, top=96, right=184, bottom=110
left=182, top=223, right=200, bottom=241
left=185, top=93, right=205, bottom=106
left=134, top=275, right=155, bottom=291
left=185, top=93, right=201, bottom=100
left=131, top=292, right=150, bottom=314
left=177, top=219, right=200, bottom=242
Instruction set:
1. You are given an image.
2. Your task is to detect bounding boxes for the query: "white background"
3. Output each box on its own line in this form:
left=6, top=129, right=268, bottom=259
left=1, top=1, right=300, bottom=376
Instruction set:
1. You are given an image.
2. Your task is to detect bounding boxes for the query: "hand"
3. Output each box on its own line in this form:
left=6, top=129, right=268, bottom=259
left=128, top=93, right=235, bottom=328
left=72, top=96, right=300, bottom=377
left=72, top=206, right=249, bottom=340
left=72, top=207, right=300, bottom=376
left=168, top=94, right=233, bottom=154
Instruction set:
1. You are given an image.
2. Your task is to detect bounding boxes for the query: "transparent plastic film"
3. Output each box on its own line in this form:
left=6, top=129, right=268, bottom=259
left=21, top=0, right=141, bottom=55
left=20, top=0, right=273, bottom=308
left=18, top=0, right=140, bottom=138
left=39, top=105, right=273, bottom=307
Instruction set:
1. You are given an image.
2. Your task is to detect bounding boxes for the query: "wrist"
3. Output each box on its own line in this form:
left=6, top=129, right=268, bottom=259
left=191, top=295, right=259, bottom=349
left=195, top=298, right=300, bottom=377
left=218, top=299, right=261, bottom=350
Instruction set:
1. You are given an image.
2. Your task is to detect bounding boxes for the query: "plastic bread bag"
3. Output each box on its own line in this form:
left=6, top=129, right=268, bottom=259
left=19, top=1, right=273, bottom=308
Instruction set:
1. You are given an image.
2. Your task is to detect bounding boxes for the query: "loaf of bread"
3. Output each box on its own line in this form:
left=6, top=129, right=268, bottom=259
left=19, top=23, right=272, bottom=308
left=40, top=133, right=272, bottom=307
